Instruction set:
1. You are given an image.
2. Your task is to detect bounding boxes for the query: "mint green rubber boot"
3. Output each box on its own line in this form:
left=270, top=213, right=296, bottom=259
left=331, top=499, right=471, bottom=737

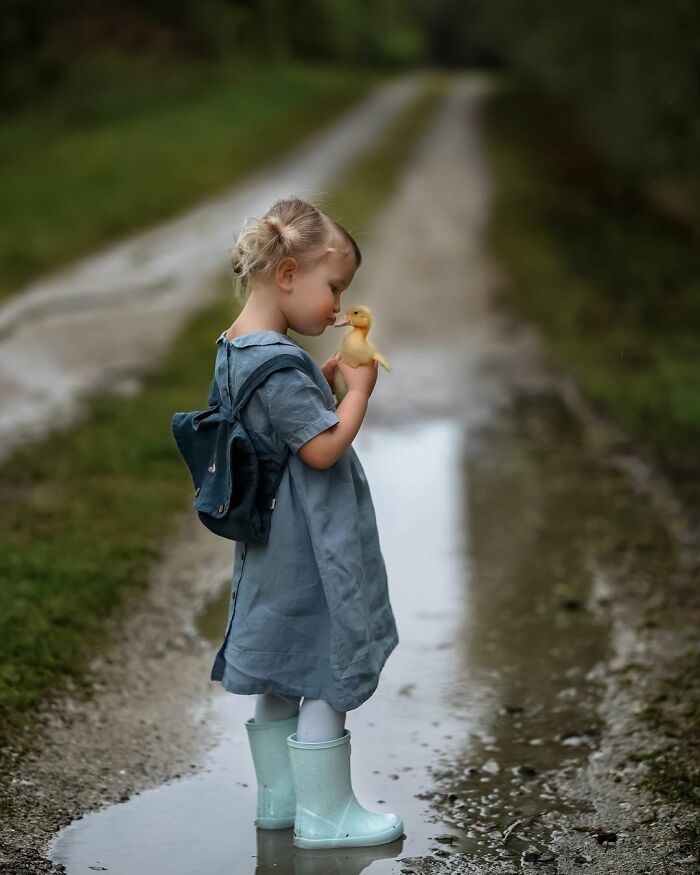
left=287, top=729, right=404, bottom=849
left=245, top=714, right=299, bottom=829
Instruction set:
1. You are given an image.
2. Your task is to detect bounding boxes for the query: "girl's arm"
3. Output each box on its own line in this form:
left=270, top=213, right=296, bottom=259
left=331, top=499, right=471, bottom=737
left=298, top=389, right=368, bottom=469
left=299, top=357, right=378, bottom=468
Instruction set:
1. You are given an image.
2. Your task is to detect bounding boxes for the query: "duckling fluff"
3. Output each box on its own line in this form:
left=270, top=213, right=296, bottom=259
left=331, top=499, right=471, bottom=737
left=331, top=305, right=391, bottom=404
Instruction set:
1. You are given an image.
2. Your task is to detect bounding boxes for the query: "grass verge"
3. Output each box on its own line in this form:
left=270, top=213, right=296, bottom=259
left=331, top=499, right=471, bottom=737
left=480, top=82, right=700, bottom=511
left=0, top=72, right=449, bottom=767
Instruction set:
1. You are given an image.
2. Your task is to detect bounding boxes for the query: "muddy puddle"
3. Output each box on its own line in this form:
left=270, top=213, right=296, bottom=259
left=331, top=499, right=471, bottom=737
left=47, top=384, right=629, bottom=873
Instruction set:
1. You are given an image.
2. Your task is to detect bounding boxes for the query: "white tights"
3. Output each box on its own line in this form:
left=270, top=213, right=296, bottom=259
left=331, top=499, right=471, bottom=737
left=253, top=693, right=346, bottom=743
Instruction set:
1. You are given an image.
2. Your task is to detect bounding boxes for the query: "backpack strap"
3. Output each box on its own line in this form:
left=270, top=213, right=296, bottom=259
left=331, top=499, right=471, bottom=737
left=230, top=353, right=320, bottom=418
left=206, top=375, right=222, bottom=407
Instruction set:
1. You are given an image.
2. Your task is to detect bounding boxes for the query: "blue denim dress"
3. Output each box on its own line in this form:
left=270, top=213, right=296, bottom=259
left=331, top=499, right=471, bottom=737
left=209, top=329, right=399, bottom=712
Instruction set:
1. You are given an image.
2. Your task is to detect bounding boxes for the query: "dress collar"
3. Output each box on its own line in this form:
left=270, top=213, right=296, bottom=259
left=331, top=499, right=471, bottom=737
left=216, top=329, right=302, bottom=349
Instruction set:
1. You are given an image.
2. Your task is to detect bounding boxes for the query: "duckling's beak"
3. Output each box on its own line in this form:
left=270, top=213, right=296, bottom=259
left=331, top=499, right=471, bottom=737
left=332, top=317, right=350, bottom=327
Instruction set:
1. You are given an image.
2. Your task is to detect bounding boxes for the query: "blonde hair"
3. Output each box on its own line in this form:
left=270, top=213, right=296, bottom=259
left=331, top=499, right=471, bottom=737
left=229, top=196, right=361, bottom=304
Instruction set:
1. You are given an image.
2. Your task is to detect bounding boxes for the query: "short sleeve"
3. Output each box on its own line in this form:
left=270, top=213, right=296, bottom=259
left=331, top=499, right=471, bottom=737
left=261, top=367, right=340, bottom=454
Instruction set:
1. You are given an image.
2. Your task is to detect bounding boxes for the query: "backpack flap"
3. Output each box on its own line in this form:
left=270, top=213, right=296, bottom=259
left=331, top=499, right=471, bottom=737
left=171, top=404, right=222, bottom=493
left=193, top=425, right=259, bottom=521
left=172, top=403, right=258, bottom=520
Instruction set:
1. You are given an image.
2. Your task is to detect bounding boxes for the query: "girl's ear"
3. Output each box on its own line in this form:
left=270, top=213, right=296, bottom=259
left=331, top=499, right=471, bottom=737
left=276, top=256, right=297, bottom=290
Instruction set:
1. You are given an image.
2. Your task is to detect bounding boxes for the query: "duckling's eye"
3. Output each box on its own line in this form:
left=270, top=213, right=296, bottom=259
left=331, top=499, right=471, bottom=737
left=353, top=310, right=359, bottom=315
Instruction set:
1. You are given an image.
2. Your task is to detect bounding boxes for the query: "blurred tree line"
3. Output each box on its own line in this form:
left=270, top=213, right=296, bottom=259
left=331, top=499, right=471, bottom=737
left=464, top=0, right=700, bottom=189
left=0, top=0, right=485, bottom=108
left=2, top=0, right=697, bottom=186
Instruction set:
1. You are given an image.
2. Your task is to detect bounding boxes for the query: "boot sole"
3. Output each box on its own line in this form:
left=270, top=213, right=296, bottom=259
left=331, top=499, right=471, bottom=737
left=256, top=815, right=295, bottom=829
left=293, top=820, right=404, bottom=849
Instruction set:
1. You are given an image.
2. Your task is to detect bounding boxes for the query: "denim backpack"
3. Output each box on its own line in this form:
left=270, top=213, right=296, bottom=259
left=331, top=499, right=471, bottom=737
left=171, top=352, right=319, bottom=544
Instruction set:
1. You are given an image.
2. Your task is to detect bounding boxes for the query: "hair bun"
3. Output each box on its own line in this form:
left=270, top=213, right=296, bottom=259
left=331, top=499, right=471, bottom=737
left=265, top=215, right=285, bottom=243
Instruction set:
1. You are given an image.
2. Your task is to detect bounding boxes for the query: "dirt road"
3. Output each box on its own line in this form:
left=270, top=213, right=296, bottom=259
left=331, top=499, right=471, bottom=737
left=2, top=73, right=698, bottom=874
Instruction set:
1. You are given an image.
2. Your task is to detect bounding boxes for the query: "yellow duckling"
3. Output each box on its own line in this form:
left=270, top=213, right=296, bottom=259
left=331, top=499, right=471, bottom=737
left=331, top=305, right=391, bottom=404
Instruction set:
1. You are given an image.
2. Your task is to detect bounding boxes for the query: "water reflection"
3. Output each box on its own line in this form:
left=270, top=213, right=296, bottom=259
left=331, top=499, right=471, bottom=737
left=426, top=393, right=620, bottom=865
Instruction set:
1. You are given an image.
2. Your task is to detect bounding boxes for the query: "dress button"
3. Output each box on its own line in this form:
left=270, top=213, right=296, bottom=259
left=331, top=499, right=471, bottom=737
left=218, top=503, right=224, bottom=513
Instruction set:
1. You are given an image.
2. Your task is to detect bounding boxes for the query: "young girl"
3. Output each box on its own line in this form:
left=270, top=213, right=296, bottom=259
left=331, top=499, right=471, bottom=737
left=208, top=197, right=403, bottom=849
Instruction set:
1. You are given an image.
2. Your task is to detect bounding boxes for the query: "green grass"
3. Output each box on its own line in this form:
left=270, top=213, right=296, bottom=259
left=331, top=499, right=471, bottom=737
left=0, top=54, right=389, bottom=302
left=0, top=71, right=449, bottom=765
left=481, top=83, right=700, bottom=499
left=0, top=294, right=229, bottom=742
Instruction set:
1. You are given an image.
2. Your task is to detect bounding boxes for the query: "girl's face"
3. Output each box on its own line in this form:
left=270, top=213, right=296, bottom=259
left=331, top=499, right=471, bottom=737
left=285, top=249, right=357, bottom=336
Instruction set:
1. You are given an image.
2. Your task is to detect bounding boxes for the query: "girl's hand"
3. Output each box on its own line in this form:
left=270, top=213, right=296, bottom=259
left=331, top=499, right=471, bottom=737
left=320, top=352, right=341, bottom=393
left=336, top=356, right=378, bottom=399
